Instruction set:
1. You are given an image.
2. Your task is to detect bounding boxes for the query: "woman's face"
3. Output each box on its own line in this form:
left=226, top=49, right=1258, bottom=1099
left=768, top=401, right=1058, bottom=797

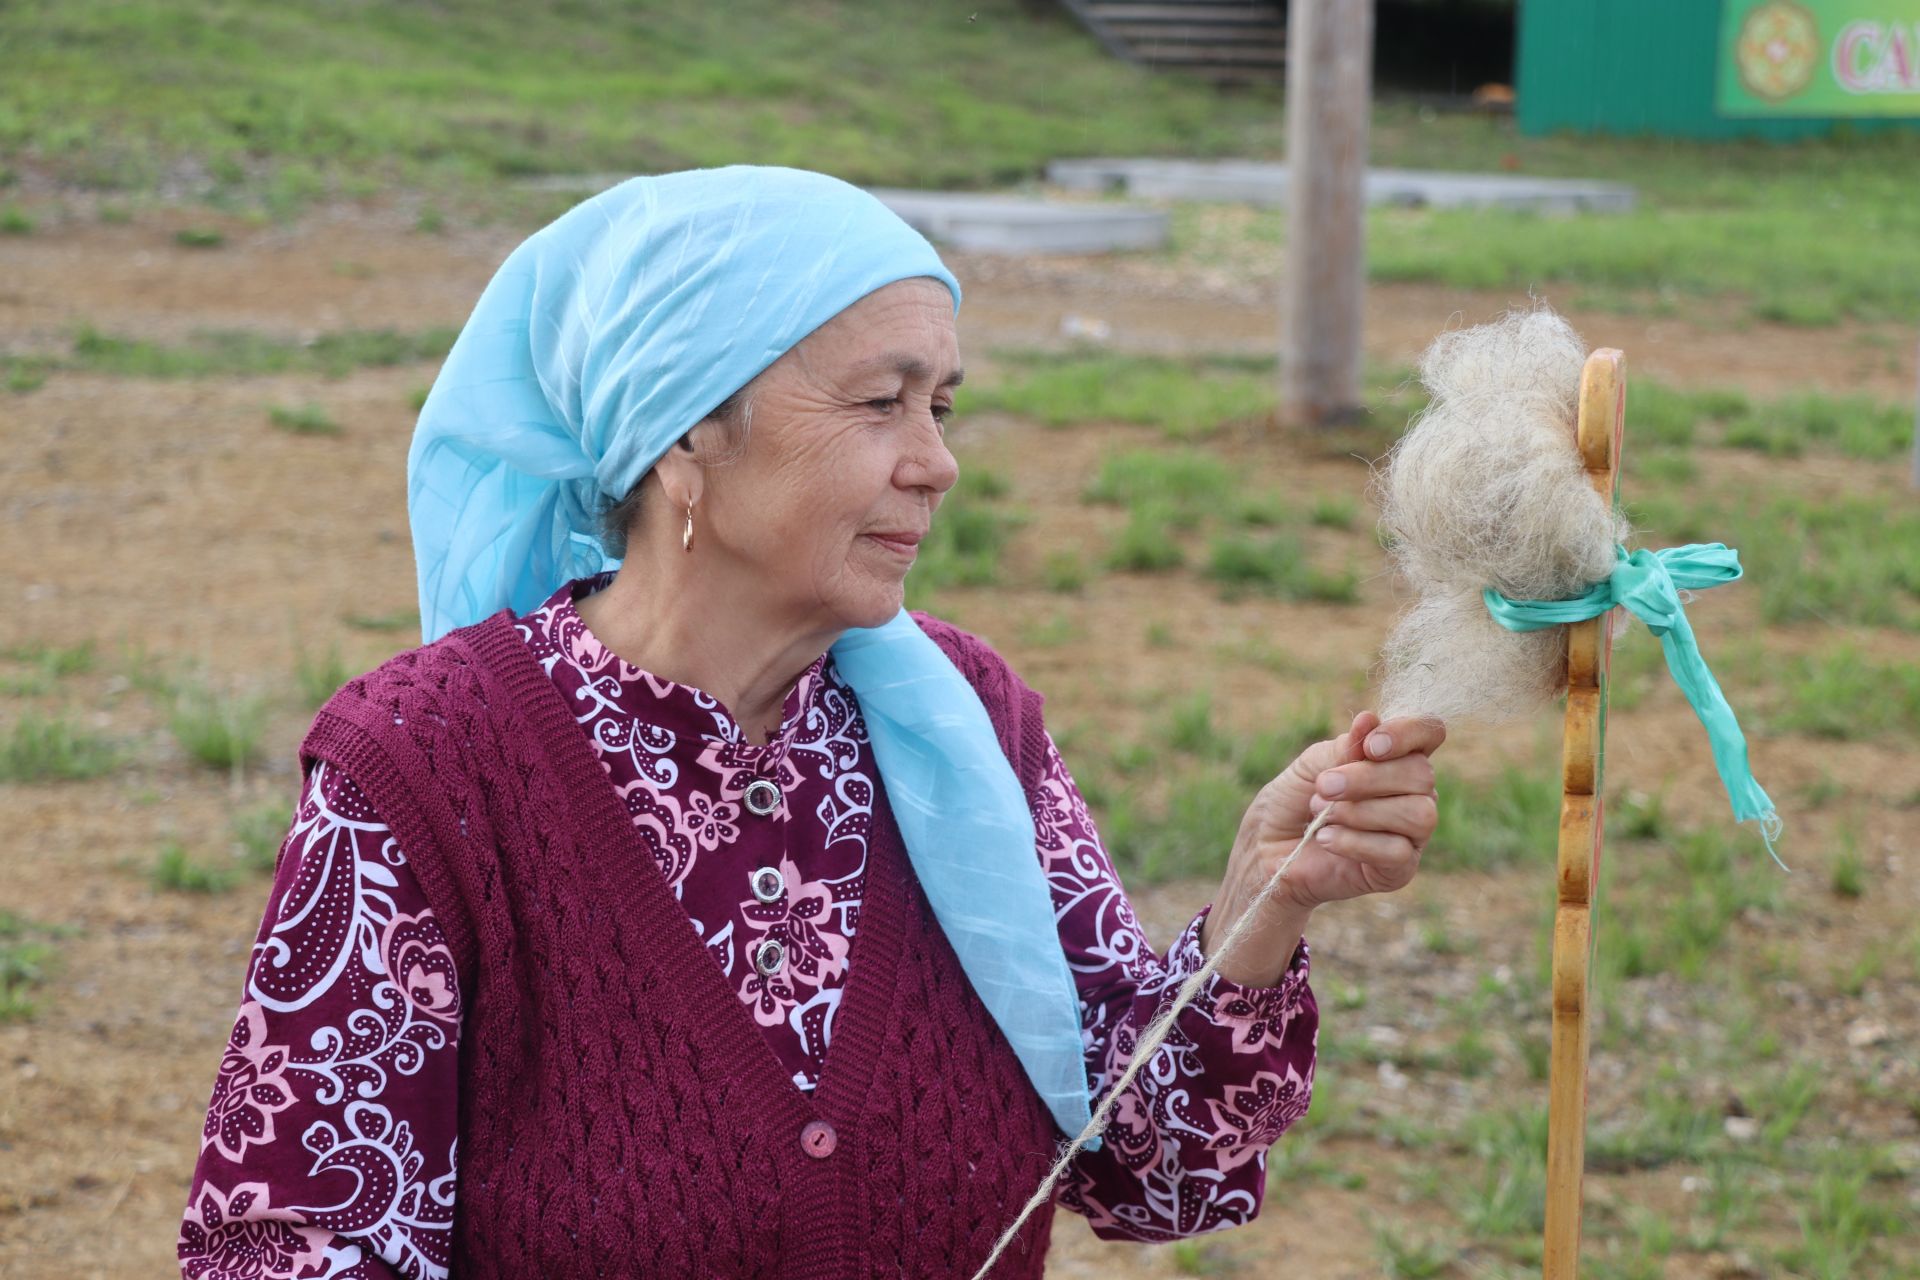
left=693, top=276, right=962, bottom=632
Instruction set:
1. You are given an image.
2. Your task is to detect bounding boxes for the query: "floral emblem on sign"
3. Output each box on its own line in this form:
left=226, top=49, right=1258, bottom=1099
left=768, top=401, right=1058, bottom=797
left=1735, top=1, right=1819, bottom=100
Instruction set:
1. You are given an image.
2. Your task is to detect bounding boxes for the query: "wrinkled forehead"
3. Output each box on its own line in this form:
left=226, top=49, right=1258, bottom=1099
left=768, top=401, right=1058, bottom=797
left=786, top=277, right=963, bottom=378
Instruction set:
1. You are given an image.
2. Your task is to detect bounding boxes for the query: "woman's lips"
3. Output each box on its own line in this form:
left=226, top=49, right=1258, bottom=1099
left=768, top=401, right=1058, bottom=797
left=865, top=533, right=921, bottom=557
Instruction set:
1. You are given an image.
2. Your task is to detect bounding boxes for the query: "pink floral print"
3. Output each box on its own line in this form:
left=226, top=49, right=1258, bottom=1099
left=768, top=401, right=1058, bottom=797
left=180, top=573, right=1318, bottom=1276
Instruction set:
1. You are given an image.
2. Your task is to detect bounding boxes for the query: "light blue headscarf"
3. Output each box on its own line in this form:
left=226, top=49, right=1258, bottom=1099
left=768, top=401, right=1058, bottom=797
left=407, top=165, right=1096, bottom=1146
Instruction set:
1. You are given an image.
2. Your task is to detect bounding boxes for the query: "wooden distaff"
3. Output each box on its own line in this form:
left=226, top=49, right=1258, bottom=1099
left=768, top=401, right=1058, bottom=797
left=1543, top=348, right=1626, bottom=1279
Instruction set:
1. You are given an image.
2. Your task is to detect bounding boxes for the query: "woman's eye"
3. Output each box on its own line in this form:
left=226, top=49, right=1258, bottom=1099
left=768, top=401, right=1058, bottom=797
left=868, top=398, right=900, bottom=412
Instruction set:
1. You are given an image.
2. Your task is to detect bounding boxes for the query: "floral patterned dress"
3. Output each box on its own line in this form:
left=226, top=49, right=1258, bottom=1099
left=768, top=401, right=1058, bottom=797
left=179, top=573, right=1319, bottom=1279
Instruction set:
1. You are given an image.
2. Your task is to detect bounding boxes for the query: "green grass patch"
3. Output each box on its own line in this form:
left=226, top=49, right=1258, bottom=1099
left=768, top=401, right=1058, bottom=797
left=1103, top=501, right=1187, bottom=573
left=1751, top=393, right=1914, bottom=460
left=1159, top=690, right=1234, bottom=763
left=1167, top=1239, right=1236, bottom=1276
left=1082, top=447, right=1236, bottom=519
left=1627, top=382, right=1749, bottom=449
left=33, top=323, right=459, bottom=380
left=1079, top=699, right=1334, bottom=884
left=1375, top=1226, right=1456, bottom=1279
left=0, top=639, right=96, bottom=695
left=1426, top=765, right=1559, bottom=873
left=904, top=466, right=1025, bottom=608
left=1627, top=491, right=1920, bottom=632
left=1204, top=531, right=1360, bottom=604
left=1308, top=494, right=1358, bottom=530
left=1098, top=766, right=1245, bottom=883
left=0, top=713, right=120, bottom=781
left=1586, top=1072, right=1723, bottom=1172
left=343, top=607, right=419, bottom=632
left=230, top=802, right=291, bottom=874
left=1777, top=1153, right=1910, bottom=1279
left=166, top=683, right=267, bottom=772
left=1683, top=1157, right=1763, bottom=1254
left=268, top=401, right=341, bottom=436
left=173, top=226, right=224, bottom=248
left=151, top=839, right=240, bottom=894
left=0, top=912, right=67, bottom=1022
left=1230, top=701, right=1335, bottom=789
left=1624, top=380, right=1908, bottom=461
left=1829, top=827, right=1867, bottom=899
left=1458, top=1104, right=1548, bottom=1243
left=1772, top=647, right=1920, bottom=740
left=1228, top=488, right=1291, bottom=528
left=5, top=362, right=47, bottom=393
left=973, top=352, right=1272, bottom=439
left=1040, top=550, right=1087, bottom=594
left=1016, top=611, right=1083, bottom=649
left=294, top=640, right=352, bottom=708
left=1597, top=826, right=1783, bottom=983
left=1368, top=199, right=1920, bottom=327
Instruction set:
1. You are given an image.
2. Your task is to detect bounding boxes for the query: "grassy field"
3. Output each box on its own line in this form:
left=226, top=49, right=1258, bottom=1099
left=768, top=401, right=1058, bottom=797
left=6, top=0, right=1920, bottom=325
left=6, top=310, right=1913, bottom=1274
left=2, top=4, right=1918, bottom=1275
left=0, top=0, right=1270, bottom=199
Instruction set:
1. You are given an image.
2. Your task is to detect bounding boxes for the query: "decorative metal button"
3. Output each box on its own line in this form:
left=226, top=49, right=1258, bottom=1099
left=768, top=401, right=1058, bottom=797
left=752, top=937, right=786, bottom=977
left=743, top=779, right=781, bottom=816
left=749, top=865, right=786, bottom=905
left=800, top=1119, right=837, bottom=1159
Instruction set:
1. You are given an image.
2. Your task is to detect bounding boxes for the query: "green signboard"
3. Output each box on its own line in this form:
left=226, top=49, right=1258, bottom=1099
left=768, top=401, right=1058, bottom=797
left=1719, top=0, right=1920, bottom=115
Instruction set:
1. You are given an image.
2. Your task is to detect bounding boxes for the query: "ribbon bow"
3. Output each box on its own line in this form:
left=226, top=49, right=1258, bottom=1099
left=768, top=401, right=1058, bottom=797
left=1483, top=543, right=1786, bottom=869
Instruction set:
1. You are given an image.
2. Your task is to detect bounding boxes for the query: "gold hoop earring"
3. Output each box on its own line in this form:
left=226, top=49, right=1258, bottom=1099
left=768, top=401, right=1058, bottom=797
left=682, top=497, right=695, bottom=553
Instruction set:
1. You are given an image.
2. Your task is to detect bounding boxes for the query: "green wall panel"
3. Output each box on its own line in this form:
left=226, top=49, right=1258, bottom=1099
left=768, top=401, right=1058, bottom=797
left=1515, top=0, right=1919, bottom=139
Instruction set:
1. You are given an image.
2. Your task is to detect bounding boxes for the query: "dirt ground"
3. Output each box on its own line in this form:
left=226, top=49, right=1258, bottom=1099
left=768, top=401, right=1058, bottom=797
left=1, top=200, right=1916, bottom=1278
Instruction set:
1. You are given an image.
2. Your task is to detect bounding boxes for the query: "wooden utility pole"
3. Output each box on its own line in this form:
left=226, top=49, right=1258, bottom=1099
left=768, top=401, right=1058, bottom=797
left=1280, top=0, right=1374, bottom=424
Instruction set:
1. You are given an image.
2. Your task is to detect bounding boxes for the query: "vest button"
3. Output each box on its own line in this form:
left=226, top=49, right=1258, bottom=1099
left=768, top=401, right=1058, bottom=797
left=749, top=865, right=786, bottom=905
left=743, top=778, right=781, bottom=816
left=752, top=937, right=786, bottom=977
left=800, top=1119, right=837, bottom=1159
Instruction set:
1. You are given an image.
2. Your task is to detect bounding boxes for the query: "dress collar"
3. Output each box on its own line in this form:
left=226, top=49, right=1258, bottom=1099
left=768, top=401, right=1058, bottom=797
left=522, top=571, right=832, bottom=751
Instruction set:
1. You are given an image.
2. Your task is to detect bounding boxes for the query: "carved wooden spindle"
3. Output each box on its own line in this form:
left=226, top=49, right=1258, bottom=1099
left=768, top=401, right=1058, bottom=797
left=1543, top=348, right=1626, bottom=1280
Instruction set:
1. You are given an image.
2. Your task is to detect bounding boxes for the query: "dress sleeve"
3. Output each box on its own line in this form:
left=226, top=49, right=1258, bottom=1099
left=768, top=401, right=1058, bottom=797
left=1029, top=730, right=1319, bottom=1242
left=178, top=760, right=462, bottom=1280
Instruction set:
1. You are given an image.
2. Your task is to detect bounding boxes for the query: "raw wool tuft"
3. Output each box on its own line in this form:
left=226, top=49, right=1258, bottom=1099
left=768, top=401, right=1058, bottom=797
left=1373, top=306, right=1629, bottom=724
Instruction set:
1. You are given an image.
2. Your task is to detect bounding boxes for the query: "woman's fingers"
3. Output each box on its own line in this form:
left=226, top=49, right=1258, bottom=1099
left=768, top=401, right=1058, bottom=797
left=1358, top=715, right=1448, bottom=762
left=1315, top=753, right=1437, bottom=802
left=1310, top=822, right=1421, bottom=879
left=1308, top=792, right=1439, bottom=846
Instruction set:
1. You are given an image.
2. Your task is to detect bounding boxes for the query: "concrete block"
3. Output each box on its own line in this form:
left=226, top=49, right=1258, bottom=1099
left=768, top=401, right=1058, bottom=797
left=1046, top=158, right=1636, bottom=214
left=866, top=189, right=1169, bottom=255
left=514, top=175, right=1172, bottom=255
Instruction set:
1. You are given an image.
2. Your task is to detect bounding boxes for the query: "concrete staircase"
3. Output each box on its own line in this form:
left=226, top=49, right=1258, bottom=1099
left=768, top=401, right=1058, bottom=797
left=1061, top=0, right=1287, bottom=84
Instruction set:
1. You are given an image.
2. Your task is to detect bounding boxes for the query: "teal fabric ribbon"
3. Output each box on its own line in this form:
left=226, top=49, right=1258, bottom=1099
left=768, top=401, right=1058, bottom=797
left=1483, top=543, right=1786, bottom=869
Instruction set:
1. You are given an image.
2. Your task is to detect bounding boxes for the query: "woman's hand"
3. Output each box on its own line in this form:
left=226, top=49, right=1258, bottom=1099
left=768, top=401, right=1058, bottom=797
left=1200, top=711, right=1446, bottom=986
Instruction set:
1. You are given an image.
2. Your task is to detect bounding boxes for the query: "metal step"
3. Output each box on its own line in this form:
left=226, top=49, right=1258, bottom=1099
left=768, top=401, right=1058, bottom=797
left=1084, top=4, right=1283, bottom=22
left=1131, top=42, right=1287, bottom=64
left=1062, top=0, right=1285, bottom=83
left=1102, top=22, right=1284, bottom=41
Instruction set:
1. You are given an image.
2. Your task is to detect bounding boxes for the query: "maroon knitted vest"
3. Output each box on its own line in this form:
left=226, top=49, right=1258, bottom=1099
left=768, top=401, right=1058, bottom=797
left=298, top=608, right=1062, bottom=1278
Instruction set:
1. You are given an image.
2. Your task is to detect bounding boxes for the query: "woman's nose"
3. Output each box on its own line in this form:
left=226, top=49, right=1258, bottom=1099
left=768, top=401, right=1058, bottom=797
left=905, top=411, right=959, bottom=494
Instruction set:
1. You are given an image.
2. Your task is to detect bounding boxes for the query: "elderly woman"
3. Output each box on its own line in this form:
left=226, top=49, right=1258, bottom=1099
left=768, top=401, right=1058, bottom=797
left=179, top=167, right=1443, bottom=1279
